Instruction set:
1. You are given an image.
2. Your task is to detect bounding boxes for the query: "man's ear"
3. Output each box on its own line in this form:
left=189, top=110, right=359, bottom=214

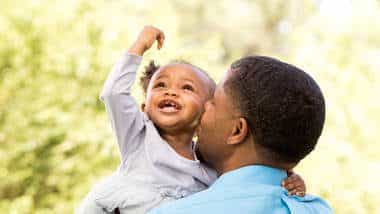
left=227, top=117, right=249, bottom=145
left=141, top=103, right=146, bottom=112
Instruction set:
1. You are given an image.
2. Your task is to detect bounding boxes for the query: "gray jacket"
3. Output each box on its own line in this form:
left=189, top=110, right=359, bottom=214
left=77, top=53, right=216, bottom=214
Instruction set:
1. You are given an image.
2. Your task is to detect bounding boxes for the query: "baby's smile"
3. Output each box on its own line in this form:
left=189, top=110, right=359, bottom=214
left=157, top=98, right=182, bottom=113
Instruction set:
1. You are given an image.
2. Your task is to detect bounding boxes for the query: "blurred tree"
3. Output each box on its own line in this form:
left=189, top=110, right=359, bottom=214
left=0, top=0, right=379, bottom=213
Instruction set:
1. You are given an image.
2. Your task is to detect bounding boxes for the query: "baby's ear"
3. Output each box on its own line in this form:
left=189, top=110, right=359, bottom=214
left=141, top=103, right=146, bottom=112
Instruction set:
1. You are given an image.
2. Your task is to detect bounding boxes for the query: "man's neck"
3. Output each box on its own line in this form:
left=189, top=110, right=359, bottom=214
left=216, top=158, right=294, bottom=177
left=214, top=145, right=295, bottom=176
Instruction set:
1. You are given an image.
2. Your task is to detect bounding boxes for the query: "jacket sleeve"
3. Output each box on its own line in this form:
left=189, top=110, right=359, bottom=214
left=99, top=53, right=145, bottom=160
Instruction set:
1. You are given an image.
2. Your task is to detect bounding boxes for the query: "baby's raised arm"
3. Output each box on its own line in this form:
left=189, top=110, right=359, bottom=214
left=100, top=26, right=164, bottom=164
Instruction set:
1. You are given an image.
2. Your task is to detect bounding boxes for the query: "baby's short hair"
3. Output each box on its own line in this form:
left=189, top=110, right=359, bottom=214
left=225, top=56, right=325, bottom=164
left=140, top=60, right=160, bottom=95
left=140, top=60, right=215, bottom=98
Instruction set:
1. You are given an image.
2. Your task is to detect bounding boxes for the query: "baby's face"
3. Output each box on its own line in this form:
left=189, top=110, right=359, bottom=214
left=144, top=63, right=212, bottom=133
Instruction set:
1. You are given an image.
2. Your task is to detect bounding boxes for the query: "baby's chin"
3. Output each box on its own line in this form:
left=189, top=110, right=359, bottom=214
left=152, top=117, right=186, bottom=131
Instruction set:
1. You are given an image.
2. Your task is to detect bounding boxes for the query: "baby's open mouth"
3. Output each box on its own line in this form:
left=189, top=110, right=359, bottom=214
left=158, top=99, right=182, bottom=112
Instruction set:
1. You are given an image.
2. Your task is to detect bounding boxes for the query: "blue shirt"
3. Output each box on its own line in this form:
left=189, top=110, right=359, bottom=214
left=149, top=165, right=332, bottom=214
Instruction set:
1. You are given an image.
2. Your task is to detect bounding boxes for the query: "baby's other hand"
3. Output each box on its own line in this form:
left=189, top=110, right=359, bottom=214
left=129, top=26, right=165, bottom=56
left=281, top=171, right=306, bottom=197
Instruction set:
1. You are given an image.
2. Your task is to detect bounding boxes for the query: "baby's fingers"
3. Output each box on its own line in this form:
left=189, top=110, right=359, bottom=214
left=282, top=179, right=306, bottom=193
left=282, top=175, right=298, bottom=188
left=157, top=31, right=165, bottom=50
left=288, top=187, right=306, bottom=197
left=284, top=180, right=306, bottom=192
left=295, top=190, right=306, bottom=197
left=283, top=173, right=304, bottom=185
left=284, top=179, right=305, bottom=189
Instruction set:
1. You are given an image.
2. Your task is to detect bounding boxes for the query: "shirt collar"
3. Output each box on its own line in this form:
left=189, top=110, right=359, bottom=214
left=211, top=165, right=287, bottom=188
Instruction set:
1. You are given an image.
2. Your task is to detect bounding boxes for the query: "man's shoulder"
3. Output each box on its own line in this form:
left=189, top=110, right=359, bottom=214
left=281, top=194, right=333, bottom=214
left=149, top=187, right=214, bottom=213
left=149, top=184, right=333, bottom=214
left=149, top=184, right=285, bottom=214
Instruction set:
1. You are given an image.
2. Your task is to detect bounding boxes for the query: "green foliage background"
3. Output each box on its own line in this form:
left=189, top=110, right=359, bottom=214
left=1, top=0, right=379, bottom=213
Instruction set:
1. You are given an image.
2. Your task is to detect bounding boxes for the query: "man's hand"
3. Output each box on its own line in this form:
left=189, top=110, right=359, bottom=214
left=128, top=26, right=165, bottom=56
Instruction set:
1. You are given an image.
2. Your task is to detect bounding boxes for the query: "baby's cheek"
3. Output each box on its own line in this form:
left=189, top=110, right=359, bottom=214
left=189, top=111, right=202, bottom=129
left=187, top=97, right=206, bottom=127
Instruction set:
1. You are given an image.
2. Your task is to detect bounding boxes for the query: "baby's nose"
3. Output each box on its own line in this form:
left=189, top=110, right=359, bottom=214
left=164, top=89, right=178, bottom=97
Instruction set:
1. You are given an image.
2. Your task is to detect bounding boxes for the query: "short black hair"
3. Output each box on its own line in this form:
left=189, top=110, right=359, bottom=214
left=140, top=60, right=215, bottom=97
left=225, top=56, right=325, bottom=163
left=140, top=60, right=160, bottom=95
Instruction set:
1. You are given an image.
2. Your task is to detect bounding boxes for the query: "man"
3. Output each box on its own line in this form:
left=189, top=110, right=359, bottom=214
left=149, top=56, right=332, bottom=213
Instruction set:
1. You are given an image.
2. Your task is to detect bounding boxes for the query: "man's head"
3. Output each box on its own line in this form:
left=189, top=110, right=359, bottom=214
left=197, top=56, right=325, bottom=173
left=140, top=61, right=216, bottom=134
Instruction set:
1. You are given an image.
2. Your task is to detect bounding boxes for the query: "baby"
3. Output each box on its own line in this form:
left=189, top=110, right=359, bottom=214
left=78, top=26, right=305, bottom=214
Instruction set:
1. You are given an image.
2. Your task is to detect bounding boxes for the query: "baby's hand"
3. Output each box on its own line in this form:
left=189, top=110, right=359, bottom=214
left=281, top=171, right=306, bottom=197
left=129, top=26, right=165, bottom=56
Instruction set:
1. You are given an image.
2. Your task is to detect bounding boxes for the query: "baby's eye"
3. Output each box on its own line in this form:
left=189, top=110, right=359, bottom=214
left=182, top=84, right=194, bottom=91
left=154, top=82, right=166, bottom=88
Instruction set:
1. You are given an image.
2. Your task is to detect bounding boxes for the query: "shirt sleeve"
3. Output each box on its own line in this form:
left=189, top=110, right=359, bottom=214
left=99, top=53, right=145, bottom=161
left=281, top=194, right=333, bottom=214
